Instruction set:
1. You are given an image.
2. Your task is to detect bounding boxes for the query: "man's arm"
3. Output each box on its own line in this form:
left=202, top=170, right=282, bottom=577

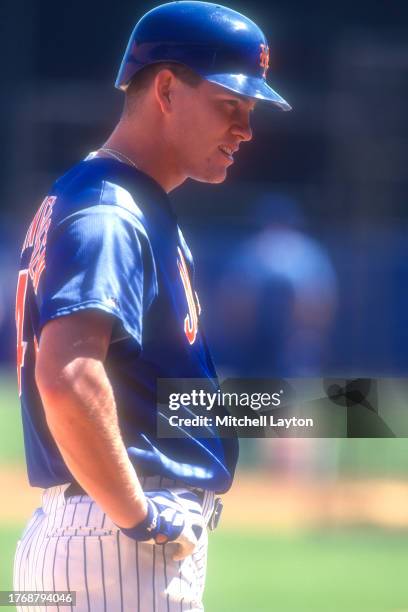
left=35, top=310, right=147, bottom=528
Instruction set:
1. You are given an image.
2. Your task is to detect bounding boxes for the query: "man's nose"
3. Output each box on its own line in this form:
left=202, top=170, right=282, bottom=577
left=232, top=114, right=253, bottom=143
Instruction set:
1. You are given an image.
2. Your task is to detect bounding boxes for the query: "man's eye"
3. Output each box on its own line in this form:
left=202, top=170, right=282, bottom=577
left=225, top=100, right=238, bottom=108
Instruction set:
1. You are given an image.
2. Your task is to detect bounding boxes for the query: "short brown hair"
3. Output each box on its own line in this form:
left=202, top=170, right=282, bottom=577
left=123, top=62, right=202, bottom=115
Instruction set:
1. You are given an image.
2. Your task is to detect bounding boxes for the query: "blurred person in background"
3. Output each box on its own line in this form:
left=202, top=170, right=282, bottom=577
left=211, top=192, right=338, bottom=377
left=211, top=193, right=339, bottom=481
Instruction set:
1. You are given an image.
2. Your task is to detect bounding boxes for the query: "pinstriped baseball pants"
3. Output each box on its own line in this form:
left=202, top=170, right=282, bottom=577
left=13, top=476, right=215, bottom=612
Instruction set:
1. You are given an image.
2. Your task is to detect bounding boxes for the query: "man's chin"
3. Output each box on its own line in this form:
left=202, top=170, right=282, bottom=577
left=191, top=168, right=228, bottom=184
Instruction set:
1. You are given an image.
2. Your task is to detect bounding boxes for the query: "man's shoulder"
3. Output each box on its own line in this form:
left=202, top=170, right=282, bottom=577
left=48, top=157, right=151, bottom=233
left=52, top=156, right=131, bottom=207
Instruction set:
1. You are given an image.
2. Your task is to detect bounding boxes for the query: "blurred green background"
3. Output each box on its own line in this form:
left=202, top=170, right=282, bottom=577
left=1, top=369, right=408, bottom=611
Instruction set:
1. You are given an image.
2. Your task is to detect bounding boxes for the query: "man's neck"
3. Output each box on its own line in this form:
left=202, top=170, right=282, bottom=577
left=102, top=121, right=186, bottom=193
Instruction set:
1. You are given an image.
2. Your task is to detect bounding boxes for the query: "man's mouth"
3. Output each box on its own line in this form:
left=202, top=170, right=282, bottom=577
left=218, top=145, right=235, bottom=160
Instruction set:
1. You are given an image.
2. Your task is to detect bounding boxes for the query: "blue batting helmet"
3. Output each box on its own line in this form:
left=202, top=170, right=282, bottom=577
left=115, top=1, right=291, bottom=111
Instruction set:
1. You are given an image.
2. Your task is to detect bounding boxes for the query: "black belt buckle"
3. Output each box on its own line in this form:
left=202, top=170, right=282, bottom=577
left=208, top=497, right=223, bottom=531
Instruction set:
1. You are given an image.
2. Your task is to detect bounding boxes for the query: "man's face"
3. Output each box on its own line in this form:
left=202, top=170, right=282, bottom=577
left=167, top=78, right=255, bottom=184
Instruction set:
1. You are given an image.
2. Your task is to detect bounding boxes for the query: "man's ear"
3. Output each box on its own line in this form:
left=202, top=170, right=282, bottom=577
left=154, top=69, right=175, bottom=114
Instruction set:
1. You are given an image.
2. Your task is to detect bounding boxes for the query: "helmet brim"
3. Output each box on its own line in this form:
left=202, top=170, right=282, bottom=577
left=204, top=73, right=292, bottom=111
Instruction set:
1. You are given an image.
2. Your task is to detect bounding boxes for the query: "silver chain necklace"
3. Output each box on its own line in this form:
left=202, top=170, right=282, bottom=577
left=99, top=147, right=138, bottom=169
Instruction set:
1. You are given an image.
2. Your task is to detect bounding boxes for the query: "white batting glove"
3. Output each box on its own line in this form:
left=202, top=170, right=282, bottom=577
left=119, top=489, right=205, bottom=561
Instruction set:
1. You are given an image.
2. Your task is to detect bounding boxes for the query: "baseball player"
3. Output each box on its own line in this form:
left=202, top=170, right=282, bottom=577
left=13, top=2, right=291, bottom=610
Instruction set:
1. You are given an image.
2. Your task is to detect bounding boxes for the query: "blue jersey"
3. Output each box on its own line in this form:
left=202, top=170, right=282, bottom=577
left=16, top=156, right=238, bottom=493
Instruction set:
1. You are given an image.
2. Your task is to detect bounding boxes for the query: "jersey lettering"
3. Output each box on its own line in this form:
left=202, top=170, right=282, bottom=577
left=15, top=270, right=29, bottom=396
left=177, top=247, right=200, bottom=345
left=17, top=196, right=56, bottom=394
left=23, top=195, right=57, bottom=293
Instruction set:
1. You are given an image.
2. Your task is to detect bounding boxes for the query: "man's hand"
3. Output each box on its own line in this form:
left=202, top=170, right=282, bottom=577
left=119, top=489, right=205, bottom=561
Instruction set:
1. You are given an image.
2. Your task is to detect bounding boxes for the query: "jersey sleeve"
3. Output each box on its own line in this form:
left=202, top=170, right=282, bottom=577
left=38, top=205, right=156, bottom=347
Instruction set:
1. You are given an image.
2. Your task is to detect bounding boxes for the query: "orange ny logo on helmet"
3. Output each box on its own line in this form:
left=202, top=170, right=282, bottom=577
left=259, top=43, right=270, bottom=77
